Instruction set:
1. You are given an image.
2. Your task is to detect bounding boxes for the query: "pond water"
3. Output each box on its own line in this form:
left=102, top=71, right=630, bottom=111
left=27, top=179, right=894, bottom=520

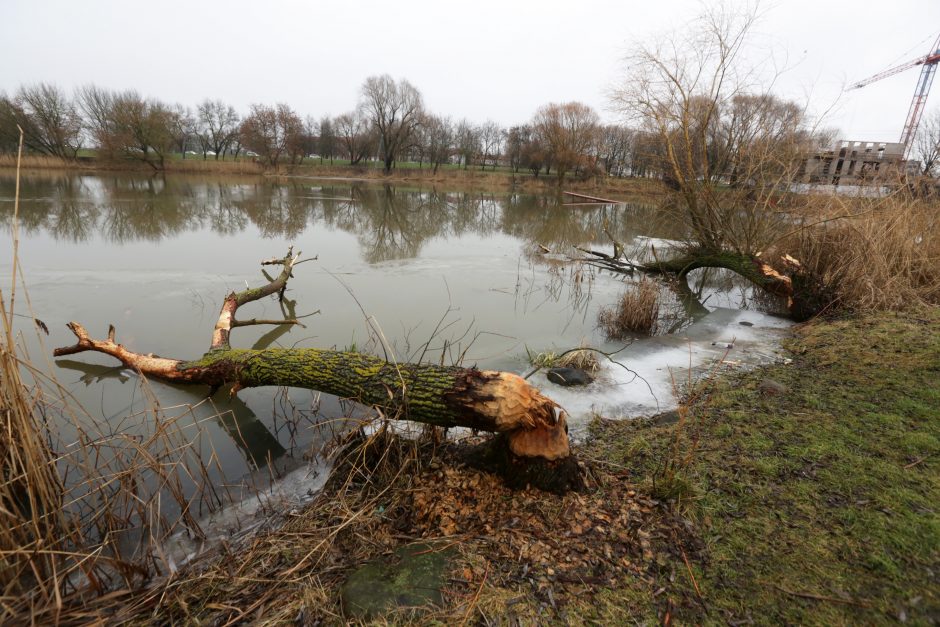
left=1, top=171, right=791, bottom=557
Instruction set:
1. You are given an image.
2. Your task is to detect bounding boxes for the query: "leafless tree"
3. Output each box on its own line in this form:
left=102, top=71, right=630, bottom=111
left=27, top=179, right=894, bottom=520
left=277, top=104, right=304, bottom=165
left=335, top=111, right=375, bottom=165
left=239, top=103, right=303, bottom=167
left=318, top=116, right=337, bottom=164
left=479, top=120, right=503, bottom=171
left=914, top=107, right=940, bottom=177
left=0, top=95, right=18, bottom=154
left=170, top=104, right=197, bottom=158
left=0, top=83, right=82, bottom=158
left=424, top=114, right=455, bottom=173
left=197, top=99, right=240, bottom=160
left=598, top=124, right=634, bottom=176
left=521, top=125, right=549, bottom=177
left=504, top=125, right=526, bottom=173
left=611, top=4, right=815, bottom=253
left=79, top=88, right=177, bottom=169
left=532, top=101, right=600, bottom=182
left=359, top=75, right=424, bottom=173
left=627, top=129, right=667, bottom=178
left=455, top=119, right=480, bottom=169
left=116, top=94, right=178, bottom=170
left=77, top=84, right=115, bottom=151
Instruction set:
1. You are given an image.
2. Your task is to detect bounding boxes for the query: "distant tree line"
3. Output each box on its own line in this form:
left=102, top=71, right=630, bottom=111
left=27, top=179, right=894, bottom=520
left=0, top=73, right=847, bottom=184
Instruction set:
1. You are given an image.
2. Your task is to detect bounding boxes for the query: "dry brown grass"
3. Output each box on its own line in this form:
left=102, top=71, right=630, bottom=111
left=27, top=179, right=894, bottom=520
left=527, top=343, right=601, bottom=373
left=598, top=278, right=662, bottom=338
left=1, top=135, right=238, bottom=624
left=0, top=151, right=668, bottom=198
left=100, top=427, right=688, bottom=625
left=0, top=279, right=69, bottom=624
left=0, top=153, right=75, bottom=170
left=165, top=158, right=264, bottom=175
left=781, top=192, right=940, bottom=313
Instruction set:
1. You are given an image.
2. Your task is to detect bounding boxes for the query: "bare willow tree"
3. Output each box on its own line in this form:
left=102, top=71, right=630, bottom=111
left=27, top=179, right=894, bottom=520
left=455, top=119, right=480, bottom=169
left=359, top=75, right=424, bottom=173
left=335, top=111, right=375, bottom=165
left=479, top=120, right=504, bottom=171
left=532, top=102, right=600, bottom=183
left=317, top=116, right=337, bottom=164
left=610, top=4, right=815, bottom=255
left=76, top=86, right=180, bottom=169
left=598, top=124, right=635, bottom=176
left=593, top=5, right=837, bottom=320
left=170, top=104, right=197, bottom=158
left=197, top=99, right=240, bottom=160
left=0, top=83, right=82, bottom=158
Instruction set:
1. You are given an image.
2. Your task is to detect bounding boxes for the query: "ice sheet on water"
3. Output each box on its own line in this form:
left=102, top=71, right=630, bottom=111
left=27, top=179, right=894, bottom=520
left=535, top=307, right=792, bottom=438
left=160, top=458, right=331, bottom=572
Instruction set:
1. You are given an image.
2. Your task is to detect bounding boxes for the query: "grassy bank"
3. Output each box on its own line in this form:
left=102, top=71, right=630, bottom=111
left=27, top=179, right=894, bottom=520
left=589, top=308, right=940, bottom=624
left=98, top=308, right=937, bottom=624
left=0, top=153, right=666, bottom=198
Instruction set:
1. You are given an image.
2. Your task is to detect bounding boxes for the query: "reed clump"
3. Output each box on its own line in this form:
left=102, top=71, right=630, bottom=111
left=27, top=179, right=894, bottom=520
left=0, top=298, right=69, bottom=618
left=598, top=278, right=662, bottom=338
left=1, top=135, right=236, bottom=624
left=527, top=344, right=600, bottom=373
left=784, top=192, right=940, bottom=314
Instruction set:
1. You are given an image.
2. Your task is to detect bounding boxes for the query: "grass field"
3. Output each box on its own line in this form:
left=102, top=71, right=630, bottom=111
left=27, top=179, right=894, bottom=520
left=587, top=308, right=940, bottom=624
left=0, top=151, right=666, bottom=198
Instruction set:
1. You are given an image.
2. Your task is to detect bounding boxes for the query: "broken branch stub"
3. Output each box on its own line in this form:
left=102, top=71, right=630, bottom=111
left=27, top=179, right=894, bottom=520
left=53, top=250, right=573, bottom=473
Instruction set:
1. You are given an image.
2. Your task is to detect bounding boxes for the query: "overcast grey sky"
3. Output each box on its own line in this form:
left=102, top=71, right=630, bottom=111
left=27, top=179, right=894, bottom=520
left=2, top=0, right=938, bottom=143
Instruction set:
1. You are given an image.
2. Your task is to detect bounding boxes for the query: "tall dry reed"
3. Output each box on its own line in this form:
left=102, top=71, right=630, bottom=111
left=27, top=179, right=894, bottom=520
left=1, top=128, right=237, bottom=624
left=782, top=191, right=940, bottom=313
left=598, top=278, right=662, bottom=338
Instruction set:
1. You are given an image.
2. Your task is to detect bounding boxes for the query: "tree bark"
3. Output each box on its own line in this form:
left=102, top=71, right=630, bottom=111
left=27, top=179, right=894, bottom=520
left=579, top=243, right=807, bottom=316
left=643, top=250, right=794, bottom=301
left=53, top=249, right=572, bottom=468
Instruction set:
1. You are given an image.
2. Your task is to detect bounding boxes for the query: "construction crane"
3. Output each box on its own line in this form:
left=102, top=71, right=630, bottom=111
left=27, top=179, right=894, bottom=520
left=849, top=32, right=940, bottom=160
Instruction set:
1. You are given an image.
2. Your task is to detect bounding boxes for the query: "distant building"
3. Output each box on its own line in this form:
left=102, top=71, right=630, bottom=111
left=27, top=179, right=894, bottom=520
left=798, top=140, right=919, bottom=186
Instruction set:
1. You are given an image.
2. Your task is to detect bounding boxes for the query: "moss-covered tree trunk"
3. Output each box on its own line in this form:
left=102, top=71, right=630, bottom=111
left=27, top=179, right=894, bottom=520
left=643, top=250, right=795, bottom=300
left=54, top=249, right=572, bottom=475
left=580, top=241, right=810, bottom=317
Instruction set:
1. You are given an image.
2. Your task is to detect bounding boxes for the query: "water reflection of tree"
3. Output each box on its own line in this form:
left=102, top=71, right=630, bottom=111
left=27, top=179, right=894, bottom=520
left=238, top=182, right=312, bottom=239
left=2, top=173, right=680, bottom=258
left=55, top=357, right=286, bottom=469
left=321, top=184, right=453, bottom=263
left=501, top=193, right=671, bottom=251
left=198, top=182, right=249, bottom=235
left=49, top=179, right=101, bottom=242
left=0, top=173, right=92, bottom=237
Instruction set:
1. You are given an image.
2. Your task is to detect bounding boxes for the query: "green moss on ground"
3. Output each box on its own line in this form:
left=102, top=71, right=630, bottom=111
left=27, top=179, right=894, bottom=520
left=585, top=309, right=940, bottom=624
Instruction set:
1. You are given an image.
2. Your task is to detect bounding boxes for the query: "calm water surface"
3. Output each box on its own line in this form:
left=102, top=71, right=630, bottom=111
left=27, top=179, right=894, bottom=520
left=1, top=171, right=790, bottom=503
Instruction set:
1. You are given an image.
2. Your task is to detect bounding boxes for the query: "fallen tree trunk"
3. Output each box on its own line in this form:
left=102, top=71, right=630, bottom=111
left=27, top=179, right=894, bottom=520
left=642, top=250, right=794, bottom=301
left=561, top=191, right=623, bottom=204
left=579, top=240, right=810, bottom=317
left=53, top=248, right=575, bottom=487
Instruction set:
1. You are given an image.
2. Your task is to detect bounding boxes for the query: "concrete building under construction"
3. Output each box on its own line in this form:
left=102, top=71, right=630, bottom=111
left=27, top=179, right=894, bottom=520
left=798, top=140, right=916, bottom=186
